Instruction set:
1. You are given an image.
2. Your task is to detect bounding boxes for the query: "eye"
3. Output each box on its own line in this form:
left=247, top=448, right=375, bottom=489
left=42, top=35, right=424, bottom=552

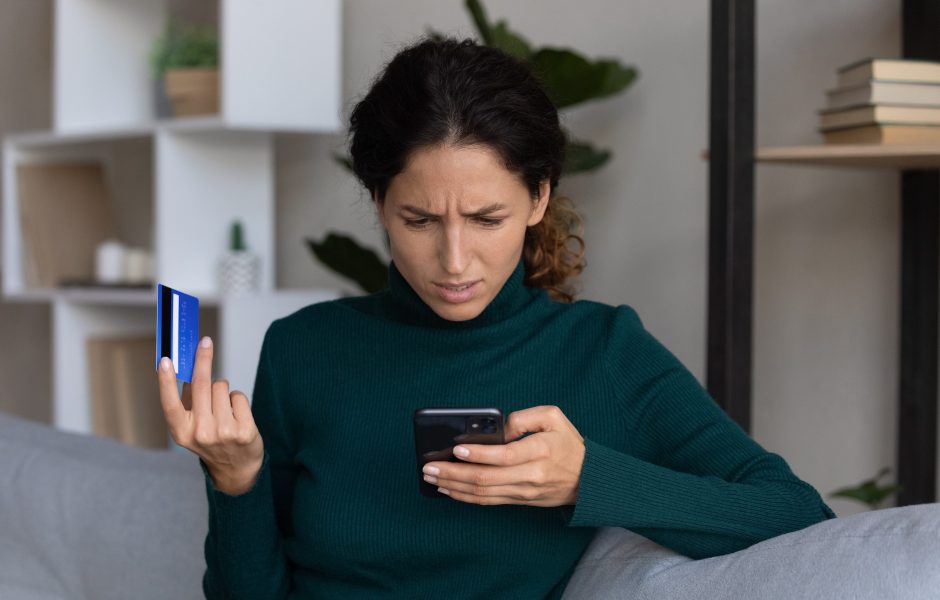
left=475, top=217, right=504, bottom=227
left=404, top=218, right=431, bottom=229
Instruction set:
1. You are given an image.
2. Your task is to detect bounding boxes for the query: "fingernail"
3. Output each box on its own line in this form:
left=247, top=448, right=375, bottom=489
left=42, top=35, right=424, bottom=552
left=200, top=336, right=212, bottom=348
left=160, top=357, right=171, bottom=371
left=453, top=446, right=469, bottom=458
left=438, top=487, right=450, bottom=495
left=423, top=465, right=439, bottom=476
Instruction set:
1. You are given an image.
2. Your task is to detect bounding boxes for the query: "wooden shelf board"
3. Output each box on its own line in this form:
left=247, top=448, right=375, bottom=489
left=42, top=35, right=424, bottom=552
left=0, top=287, right=221, bottom=306
left=3, top=116, right=335, bottom=149
left=702, top=144, right=940, bottom=169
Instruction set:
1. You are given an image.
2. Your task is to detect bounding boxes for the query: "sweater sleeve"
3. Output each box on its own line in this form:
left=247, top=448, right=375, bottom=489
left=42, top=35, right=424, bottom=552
left=561, top=305, right=837, bottom=559
left=200, top=320, right=298, bottom=598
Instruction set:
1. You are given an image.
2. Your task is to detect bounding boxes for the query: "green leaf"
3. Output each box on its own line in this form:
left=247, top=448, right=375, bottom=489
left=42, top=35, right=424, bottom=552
left=464, top=0, right=532, bottom=60
left=149, top=19, right=219, bottom=78
left=465, top=0, right=494, bottom=45
left=305, top=232, right=389, bottom=295
left=828, top=466, right=903, bottom=510
left=593, top=58, right=639, bottom=100
left=488, top=20, right=533, bottom=60
left=563, top=140, right=611, bottom=174
left=332, top=153, right=353, bottom=172
left=529, top=47, right=636, bottom=109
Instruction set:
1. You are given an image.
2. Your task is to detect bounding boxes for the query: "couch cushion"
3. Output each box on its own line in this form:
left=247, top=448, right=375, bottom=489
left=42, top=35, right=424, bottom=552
left=0, top=411, right=208, bottom=600
left=562, top=503, right=940, bottom=599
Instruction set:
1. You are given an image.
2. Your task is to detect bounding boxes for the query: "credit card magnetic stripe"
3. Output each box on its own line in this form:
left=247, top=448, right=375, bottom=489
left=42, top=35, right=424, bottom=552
left=160, top=285, right=172, bottom=365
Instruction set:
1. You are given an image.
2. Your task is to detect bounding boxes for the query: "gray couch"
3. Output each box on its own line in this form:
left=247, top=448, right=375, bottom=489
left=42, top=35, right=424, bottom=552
left=2, top=410, right=939, bottom=599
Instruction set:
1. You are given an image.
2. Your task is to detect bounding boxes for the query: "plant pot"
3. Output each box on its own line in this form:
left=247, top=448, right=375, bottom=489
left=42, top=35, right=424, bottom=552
left=163, top=67, right=219, bottom=117
left=218, top=250, right=260, bottom=296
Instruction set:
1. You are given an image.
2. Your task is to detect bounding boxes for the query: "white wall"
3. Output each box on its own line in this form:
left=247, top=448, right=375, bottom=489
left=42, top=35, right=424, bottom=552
left=753, top=0, right=902, bottom=517
left=1, top=0, right=915, bottom=517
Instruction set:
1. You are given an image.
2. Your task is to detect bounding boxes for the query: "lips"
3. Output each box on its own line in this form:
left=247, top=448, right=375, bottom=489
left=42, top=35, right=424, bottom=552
left=434, top=280, right=480, bottom=303
left=436, top=281, right=479, bottom=288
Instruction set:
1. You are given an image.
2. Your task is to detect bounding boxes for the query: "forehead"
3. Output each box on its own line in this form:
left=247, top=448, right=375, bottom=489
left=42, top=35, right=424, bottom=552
left=386, top=143, right=528, bottom=207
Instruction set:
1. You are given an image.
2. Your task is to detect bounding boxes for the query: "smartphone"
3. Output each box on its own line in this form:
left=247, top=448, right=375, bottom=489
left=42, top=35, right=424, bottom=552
left=413, top=407, right=505, bottom=498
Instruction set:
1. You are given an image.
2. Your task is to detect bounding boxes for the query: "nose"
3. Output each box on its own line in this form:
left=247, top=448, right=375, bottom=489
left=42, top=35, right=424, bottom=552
left=439, top=223, right=470, bottom=275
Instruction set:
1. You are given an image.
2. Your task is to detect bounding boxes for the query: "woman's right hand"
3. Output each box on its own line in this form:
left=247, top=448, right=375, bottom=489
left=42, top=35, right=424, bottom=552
left=157, top=335, right=265, bottom=495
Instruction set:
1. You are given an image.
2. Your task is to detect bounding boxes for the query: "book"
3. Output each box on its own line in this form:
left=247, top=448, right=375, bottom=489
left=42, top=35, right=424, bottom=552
left=819, top=104, right=940, bottom=130
left=16, top=162, right=117, bottom=289
left=822, top=124, right=940, bottom=144
left=87, top=338, right=120, bottom=439
left=826, top=80, right=940, bottom=111
left=112, top=336, right=168, bottom=449
left=837, top=58, right=940, bottom=88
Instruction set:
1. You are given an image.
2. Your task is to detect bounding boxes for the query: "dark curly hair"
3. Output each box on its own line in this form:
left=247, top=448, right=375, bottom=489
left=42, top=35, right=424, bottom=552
left=347, top=36, right=586, bottom=302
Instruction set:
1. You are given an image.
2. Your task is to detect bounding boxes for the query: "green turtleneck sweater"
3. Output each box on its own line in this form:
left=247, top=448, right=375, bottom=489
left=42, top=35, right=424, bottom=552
left=198, top=256, right=836, bottom=599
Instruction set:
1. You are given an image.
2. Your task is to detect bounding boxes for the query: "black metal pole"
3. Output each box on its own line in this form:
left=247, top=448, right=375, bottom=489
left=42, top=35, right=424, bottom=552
left=707, top=0, right=756, bottom=432
left=897, top=0, right=939, bottom=506
left=898, top=0, right=940, bottom=506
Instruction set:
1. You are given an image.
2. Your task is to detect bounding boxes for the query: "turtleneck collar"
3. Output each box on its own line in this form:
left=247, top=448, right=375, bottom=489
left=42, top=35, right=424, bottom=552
left=381, top=256, right=542, bottom=329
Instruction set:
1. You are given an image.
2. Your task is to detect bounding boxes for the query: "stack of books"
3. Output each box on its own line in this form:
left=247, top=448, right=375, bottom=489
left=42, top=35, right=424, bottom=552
left=819, top=58, right=940, bottom=144
left=87, top=334, right=168, bottom=449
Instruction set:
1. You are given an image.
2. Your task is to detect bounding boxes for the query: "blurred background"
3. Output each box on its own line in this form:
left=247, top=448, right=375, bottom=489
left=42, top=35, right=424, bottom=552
left=0, top=0, right=923, bottom=518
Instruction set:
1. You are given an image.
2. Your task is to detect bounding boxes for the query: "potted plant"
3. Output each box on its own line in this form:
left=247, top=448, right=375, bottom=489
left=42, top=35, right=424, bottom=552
left=309, top=0, right=638, bottom=294
left=150, top=19, right=220, bottom=118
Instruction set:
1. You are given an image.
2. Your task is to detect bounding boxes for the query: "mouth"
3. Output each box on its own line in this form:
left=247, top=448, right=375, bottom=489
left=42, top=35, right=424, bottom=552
left=433, top=280, right=481, bottom=303
left=434, top=281, right=479, bottom=291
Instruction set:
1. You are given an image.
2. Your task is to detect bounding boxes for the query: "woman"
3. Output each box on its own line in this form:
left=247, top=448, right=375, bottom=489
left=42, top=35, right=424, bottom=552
left=157, top=36, right=836, bottom=599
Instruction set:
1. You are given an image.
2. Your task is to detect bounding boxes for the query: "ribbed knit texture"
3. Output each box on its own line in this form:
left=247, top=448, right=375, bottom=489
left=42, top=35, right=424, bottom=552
left=199, top=255, right=837, bottom=599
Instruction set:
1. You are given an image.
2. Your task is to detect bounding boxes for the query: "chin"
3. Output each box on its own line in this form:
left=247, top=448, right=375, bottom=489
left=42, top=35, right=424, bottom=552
left=432, top=300, right=484, bottom=322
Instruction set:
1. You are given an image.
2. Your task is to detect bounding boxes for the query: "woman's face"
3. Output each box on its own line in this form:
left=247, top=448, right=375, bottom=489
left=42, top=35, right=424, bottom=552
left=376, top=143, right=549, bottom=322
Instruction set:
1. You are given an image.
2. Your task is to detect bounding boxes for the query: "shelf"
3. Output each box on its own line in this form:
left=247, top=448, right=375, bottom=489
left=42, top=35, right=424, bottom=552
left=5, top=116, right=336, bottom=149
left=6, top=0, right=346, bottom=440
left=1, top=286, right=221, bottom=306
left=702, top=143, right=940, bottom=169
left=54, top=0, right=341, bottom=134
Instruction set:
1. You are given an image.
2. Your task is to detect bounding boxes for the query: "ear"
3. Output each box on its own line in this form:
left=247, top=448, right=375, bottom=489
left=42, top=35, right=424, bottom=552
left=526, top=180, right=551, bottom=227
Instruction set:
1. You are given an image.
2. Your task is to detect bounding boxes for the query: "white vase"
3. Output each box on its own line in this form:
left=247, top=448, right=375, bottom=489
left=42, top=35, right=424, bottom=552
left=218, top=251, right=260, bottom=295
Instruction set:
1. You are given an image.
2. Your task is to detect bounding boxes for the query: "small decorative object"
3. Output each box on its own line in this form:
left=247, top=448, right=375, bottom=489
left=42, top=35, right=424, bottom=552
left=218, top=220, right=260, bottom=295
left=149, top=19, right=220, bottom=117
left=123, top=247, right=154, bottom=284
left=96, top=239, right=126, bottom=284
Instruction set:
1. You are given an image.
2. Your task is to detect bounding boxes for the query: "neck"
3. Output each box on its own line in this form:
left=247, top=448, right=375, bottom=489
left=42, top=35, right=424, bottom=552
left=381, top=257, right=545, bottom=329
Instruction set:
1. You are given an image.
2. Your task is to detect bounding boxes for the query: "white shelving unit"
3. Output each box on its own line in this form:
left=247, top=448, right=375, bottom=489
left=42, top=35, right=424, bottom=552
left=1, top=0, right=345, bottom=438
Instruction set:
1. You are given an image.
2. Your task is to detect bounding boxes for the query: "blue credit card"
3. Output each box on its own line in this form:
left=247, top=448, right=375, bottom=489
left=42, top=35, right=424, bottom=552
left=155, top=284, right=200, bottom=382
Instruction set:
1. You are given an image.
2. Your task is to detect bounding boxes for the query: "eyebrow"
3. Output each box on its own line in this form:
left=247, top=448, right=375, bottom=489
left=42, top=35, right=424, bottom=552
left=399, top=203, right=508, bottom=218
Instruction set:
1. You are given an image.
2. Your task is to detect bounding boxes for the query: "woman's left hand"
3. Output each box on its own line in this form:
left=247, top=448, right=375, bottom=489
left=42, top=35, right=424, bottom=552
left=422, top=405, right=585, bottom=507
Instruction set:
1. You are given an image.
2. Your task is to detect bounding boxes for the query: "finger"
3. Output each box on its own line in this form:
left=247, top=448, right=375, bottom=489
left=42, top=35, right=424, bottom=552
left=157, top=357, right=188, bottom=434
left=191, top=336, right=213, bottom=418
left=230, top=390, right=253, bottom=425
left=426, top=461, right=538, bottom=488
left=212, top=378, right=236, bottom=426
left=449, top=432, right=549, bottom=466
left=435, top=487, right=531, bottom=506
left=503, top=405, right=565, bottom=442
left=431, top=477, right=539, bottom=503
